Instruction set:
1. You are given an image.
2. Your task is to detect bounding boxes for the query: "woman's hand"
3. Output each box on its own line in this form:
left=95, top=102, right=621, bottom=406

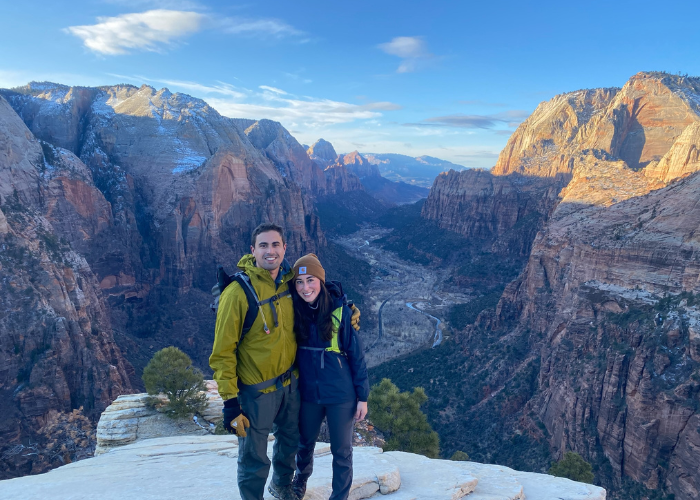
left=354, top=401, right=368, bottom=421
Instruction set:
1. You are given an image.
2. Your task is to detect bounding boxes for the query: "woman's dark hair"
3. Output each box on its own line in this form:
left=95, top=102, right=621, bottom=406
left=291, top=280, right=334, bottom=342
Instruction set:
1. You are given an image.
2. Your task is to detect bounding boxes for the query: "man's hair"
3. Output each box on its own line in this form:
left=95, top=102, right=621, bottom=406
left=251, top=223, right=285, bottom=247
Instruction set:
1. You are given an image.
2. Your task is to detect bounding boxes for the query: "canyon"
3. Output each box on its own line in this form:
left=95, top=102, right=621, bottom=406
left=0, top=82, right=372, bottom=478
left=2, top=71, right=700, bottom=500
left=374, top=72, right=700, bottom=500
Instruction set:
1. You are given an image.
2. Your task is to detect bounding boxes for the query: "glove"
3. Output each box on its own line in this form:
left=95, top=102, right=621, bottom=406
left=222, top=398, right=250, bottom=437
left=350, top=304, right=361, bottom=331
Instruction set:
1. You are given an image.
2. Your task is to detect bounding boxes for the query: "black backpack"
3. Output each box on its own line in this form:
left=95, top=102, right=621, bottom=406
left=211, top=266, right=291, bottom=342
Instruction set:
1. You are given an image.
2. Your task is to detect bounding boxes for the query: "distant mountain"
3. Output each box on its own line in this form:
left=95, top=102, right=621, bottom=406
left=363, top=153, right=468, bottom=187
left=306, top=142, right=430, bottom=205
left=307, top=138, right=337, bottom=164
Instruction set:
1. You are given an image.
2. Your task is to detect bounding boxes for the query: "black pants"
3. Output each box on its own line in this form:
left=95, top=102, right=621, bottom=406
left=237, top=380, right=300, bottom=500
left=296, top=400, right=356, bottom=500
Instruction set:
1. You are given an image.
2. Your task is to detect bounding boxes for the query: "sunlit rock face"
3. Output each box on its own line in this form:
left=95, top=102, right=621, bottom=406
left=339, top=150, right=382, bottom=179
left=423, top=72, right=700, bottom=260
left=433, top=73, right=700, bottom=499
left=493, top=87, right=618, bottom=178
left=493, top=170, right=700, bottom=499
left=307, top=138, right=338, bottom=165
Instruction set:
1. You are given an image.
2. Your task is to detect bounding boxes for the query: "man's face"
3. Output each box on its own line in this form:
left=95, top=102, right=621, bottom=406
left=251, top=231, right=286, bottom=272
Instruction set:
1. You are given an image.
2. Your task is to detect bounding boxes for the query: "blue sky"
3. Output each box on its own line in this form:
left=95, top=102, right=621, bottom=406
left=2, top=0, right=700, bottom=167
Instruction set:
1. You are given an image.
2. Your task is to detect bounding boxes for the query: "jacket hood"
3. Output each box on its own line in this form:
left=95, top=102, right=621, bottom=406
left=325, top=280, right=346, bottom=307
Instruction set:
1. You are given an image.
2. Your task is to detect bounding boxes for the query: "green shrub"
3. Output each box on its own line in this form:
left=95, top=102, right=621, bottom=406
left=450, top=450, right=470, bottom=461
left=368, top=378, right=440, bottom=458
left=549, top=451, right=595, bottom=483
left=142, top=347, right=206, bottom=419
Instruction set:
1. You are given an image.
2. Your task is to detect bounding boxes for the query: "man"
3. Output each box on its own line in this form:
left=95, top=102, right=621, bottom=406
left=210, top=223, right=299, bottom=500
left=210, top=223, right=360, bottom=500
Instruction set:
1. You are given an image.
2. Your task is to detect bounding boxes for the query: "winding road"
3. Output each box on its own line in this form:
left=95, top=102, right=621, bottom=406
left=406, top=302, right=443, bottom=347
left=371, top=290, right=403, bottom=349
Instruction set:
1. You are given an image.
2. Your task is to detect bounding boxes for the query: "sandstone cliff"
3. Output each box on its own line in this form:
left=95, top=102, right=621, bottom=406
left=405, top=72, right=700, bottom=500
left=307, top=138, right=338, bottom=165
left=0, top=95, right=132, bottom=478
left=339, top=150, right=382, bottom=179
left=1, top=83, right=335, bottom=376
left=423, top=72, right=700, bottom=261
left=0, top=82, right=375, bottom=479
left=482, top=169, right=700, bottom=499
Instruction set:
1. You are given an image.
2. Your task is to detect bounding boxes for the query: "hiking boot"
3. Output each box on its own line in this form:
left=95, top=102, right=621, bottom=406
left=268, top=482, right=300, bottom=500
left=292, top=475, right=307, bottom=499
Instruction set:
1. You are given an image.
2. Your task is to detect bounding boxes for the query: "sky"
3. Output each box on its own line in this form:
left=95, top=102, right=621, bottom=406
left=2, top=0, right=700, bottom=168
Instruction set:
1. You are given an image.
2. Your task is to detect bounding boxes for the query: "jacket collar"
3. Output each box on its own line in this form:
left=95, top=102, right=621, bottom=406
left=238, top=254, right=293, bottom=286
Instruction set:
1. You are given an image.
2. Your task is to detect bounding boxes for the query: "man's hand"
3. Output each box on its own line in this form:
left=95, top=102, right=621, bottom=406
left=222, top=398, right=250, bottom=437
left=350, top=304, right=361, bottom=331
left=354, top=401, right=368, bottom=421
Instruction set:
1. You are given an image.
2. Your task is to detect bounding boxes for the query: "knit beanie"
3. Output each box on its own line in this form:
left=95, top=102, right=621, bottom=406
left=293, top=253, right=326, bottom=282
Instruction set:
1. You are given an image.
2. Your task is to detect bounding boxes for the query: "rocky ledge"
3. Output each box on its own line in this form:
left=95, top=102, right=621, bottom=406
left=2, top=382, right=605, bottom=498
left=94, top=380, right=224, bottom=454
left=0, top=436, right=605, bottom=500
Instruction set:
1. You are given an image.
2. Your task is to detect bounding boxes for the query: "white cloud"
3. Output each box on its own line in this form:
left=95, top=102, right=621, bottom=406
left=65, top=10, right=204, bottom=55
left=378, top=36, right=429, bottom=58
left=378, top=36, right=435, bottom=73
left=220, top=18, right=303, bottom=38
left=65, top=10, right=306, bottom=55
left=208, top=95, right=399, bottom=128
left=156, top=79, right=246, bottom=98
left=202, top=84, right=401, bottom=128
left=259, top=85, right=288, bottom=95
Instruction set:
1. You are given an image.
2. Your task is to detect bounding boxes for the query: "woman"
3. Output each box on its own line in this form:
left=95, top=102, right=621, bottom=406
left=290, top=254, right=369, bottom=500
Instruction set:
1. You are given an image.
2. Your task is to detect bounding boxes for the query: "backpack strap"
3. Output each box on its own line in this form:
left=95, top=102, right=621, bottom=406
left=212, top=266, right=292, bottom=342
left=258, top=290, right=291, bottom=330
left=298, top=307, right=345, bottom=369
left=230, top=272, right=260, bottom=340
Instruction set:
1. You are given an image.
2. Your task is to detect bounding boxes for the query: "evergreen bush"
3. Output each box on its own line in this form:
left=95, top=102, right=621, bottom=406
left=368, top=378, right=440, bottom=458
left=450, top=450, right=470, bottom=461
left=549, top=451, right=595, bottom=483
left=142, top=346, right=206, bottom=419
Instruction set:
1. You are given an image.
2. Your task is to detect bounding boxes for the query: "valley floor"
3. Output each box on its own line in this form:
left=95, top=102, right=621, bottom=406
left=332, top=224, right=472, bottom=367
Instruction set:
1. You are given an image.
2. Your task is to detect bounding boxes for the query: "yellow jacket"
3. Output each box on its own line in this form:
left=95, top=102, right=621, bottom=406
left=209, top=254, right=297, bottom=400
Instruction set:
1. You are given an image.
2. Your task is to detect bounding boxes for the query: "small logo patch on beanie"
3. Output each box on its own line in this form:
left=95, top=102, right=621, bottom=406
left=299, top=266, right=307, bottom=274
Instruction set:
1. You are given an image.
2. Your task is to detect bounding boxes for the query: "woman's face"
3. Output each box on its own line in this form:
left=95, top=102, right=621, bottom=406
left=295, top=274, right=321, bottom=303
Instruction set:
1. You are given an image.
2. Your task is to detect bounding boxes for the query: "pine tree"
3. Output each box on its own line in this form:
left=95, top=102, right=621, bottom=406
left=368, top=378, right=440, bottom=458
left=549, top=451, right=595, bottom=484
left=142, top=346, right=206, bottom=418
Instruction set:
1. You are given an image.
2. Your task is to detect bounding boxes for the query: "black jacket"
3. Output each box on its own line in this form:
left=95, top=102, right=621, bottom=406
left=296, top=281, right=370, bottom=404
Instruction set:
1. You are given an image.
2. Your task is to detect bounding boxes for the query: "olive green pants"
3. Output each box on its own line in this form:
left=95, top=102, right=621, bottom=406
left=237, top=379, right=300, bottom=500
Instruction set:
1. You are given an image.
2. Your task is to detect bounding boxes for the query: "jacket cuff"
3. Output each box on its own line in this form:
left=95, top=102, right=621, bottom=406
left=223, top=397, right=240, bottom=409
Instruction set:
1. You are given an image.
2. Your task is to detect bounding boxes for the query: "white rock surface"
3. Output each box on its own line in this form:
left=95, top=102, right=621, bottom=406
left=0, top=436, right=606, bottom=500
left=95, top=381, right=223, bottom=454
left=378, top=452, right=478, bottom=500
